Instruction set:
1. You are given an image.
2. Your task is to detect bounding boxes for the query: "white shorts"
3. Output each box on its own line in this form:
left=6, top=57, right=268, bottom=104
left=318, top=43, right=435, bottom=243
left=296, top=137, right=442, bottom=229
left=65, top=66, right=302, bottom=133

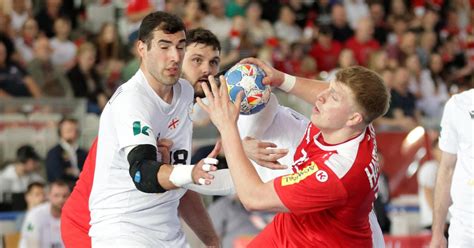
left=448, top=217, right=474, bottom=248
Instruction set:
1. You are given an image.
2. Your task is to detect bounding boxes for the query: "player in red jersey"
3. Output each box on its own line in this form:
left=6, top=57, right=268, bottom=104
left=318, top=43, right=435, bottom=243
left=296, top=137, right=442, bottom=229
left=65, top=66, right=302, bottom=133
left=197, top=58, right=390, bottom=247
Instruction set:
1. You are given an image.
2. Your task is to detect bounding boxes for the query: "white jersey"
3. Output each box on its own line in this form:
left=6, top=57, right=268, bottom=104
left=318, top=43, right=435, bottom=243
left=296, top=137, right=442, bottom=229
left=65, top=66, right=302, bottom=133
left=89, top=69, right=194, bottom=246
left=19, top=202, right=63, bottom=248
left=237, top=94, right=307, bottom=181
left=237, top=94, right=385, bottom=247
left=417, top=160, right=438, bottom=227
left=439, top=89, right=474, bottom=230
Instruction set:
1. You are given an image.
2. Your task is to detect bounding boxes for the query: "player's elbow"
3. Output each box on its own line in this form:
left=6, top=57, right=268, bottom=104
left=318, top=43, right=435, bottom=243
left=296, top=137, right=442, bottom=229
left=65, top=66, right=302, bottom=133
left=128, top=145, right=168, bottom=193
left=239, top=194, right=268, bottom=211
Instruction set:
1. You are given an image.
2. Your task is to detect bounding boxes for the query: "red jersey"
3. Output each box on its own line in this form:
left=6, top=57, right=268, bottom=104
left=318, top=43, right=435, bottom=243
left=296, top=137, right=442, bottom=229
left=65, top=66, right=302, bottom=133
left=310, top=41, right=343, bottom=72
left=345, top=37, right=380, bottom=66
left=249, top=124, right=380, bottom=247
left=60, top=138, right=97, bottom=248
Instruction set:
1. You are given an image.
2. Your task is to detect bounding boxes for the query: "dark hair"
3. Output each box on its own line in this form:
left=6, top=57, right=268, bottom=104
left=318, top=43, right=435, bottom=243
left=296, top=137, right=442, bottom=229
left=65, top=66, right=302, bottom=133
left=186, top=28, right=221, bottom=52
left=335, top=66, right=390, bottom=124
left=138, top=11, right=186, bottom=48
left=17, top=145, right=40, bottom=163
left=319, top=25, right=333, bottom=36
left=58, top=116, right=79, bottom=137
left=26, top=182, right=45, bottom=193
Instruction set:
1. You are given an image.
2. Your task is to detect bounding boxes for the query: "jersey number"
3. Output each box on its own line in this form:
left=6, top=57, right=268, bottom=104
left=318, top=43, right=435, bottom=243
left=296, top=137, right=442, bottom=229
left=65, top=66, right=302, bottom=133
left=170, top=149, right=188, bottom=164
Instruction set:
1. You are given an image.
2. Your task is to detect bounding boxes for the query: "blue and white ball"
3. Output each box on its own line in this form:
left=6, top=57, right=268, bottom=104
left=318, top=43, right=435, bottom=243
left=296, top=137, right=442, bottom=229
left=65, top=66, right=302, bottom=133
left=224, top=63, right=271, bottom=115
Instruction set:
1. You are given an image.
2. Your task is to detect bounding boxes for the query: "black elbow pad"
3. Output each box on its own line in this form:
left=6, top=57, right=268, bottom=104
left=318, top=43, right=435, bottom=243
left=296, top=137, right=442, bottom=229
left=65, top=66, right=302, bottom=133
left=127, top=144, right=166, bottom=193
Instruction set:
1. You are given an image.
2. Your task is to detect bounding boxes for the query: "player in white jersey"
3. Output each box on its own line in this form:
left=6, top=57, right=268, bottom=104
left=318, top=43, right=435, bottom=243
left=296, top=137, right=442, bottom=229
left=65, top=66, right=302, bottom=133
left=431, top=89, right=473, bottom=248
left=88, top=12, right=219, bottom=247
left=20, top=181, right=70, bottom=248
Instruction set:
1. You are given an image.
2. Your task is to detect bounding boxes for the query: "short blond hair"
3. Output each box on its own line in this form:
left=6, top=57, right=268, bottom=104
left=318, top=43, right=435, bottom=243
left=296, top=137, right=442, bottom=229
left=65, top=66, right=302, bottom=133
left=335, top=66, right=390, bottom=123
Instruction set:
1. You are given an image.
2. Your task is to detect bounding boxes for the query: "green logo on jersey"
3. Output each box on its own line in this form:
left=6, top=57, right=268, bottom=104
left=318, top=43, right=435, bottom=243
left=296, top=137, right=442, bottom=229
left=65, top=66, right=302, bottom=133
left=27, top=223, right=34, bottom=232
left=133, top=121, right=150, bottom=136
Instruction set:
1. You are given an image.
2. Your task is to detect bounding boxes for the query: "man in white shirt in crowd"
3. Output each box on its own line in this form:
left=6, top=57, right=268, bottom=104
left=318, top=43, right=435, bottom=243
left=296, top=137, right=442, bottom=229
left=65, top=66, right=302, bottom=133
left=431, top=89, right=473, bottom=248
left=0, top=145, right=44, bottom=195
left=20, top=180, right=70, bottom=248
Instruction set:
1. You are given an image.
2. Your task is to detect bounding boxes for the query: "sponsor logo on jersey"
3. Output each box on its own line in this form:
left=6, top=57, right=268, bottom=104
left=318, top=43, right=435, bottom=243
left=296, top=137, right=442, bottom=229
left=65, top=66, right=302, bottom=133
left=315, top=170, right=328, bottom=182
left=133, top=121, right=150, bottom=136
left=282, top=161, right=319, bottom=186
left=168, top=118, right=180, bottom=129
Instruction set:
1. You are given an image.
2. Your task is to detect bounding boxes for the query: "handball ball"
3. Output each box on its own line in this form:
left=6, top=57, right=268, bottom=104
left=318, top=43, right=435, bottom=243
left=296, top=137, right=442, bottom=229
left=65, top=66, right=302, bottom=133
left=224, top=63, right=271, bottom=115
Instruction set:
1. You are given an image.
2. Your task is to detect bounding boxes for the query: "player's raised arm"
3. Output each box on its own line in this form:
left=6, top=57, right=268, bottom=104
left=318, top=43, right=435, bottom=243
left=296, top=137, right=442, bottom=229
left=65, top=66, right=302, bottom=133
left=239, top=57, right=328, bottom=104
left=196, top=75, right=288, bottom=212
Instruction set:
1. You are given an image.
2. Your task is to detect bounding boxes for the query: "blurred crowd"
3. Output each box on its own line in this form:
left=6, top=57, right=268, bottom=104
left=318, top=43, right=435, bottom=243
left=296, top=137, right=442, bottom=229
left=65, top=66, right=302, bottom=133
left=0, top=0, right=472, bottom=246
left=0, top=0, right=472, bottom=122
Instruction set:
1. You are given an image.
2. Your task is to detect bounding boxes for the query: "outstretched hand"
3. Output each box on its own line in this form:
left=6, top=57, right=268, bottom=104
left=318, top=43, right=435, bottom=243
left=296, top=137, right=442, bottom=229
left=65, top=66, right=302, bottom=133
left=192, top=140, right=221, bottom=185
left=196, top=75, right=243, bottom=133
left=239, top=57, right=285, bottom=87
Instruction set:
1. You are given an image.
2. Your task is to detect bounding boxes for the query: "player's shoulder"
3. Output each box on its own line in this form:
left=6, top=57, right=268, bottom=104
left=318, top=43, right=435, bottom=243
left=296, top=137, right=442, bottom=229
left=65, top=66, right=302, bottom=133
left=446, top=89, right=473, bottom=111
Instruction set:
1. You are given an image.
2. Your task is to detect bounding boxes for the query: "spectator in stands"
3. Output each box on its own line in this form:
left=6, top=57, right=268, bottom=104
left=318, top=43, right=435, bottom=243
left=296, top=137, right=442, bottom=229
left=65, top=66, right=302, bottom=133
left=67, top=42, right=108, bottom=114
left=19, top=180, right=70, bottom=248
left=368, top=1, right=388, bottom=46
left=245, top=2, right=274, bottom=47
left=120, top=38, right=140, bottom=83
left=221, top=16, right=257, bottom=68
left=50, top=16, right=76, bottom=70
left=95, top=23, right=125, bottom=92
left=14, top=18, right=40, bottom=64
left=182, top=0, right=205, bottom=30
left=417, top=31, right=438, bottom=67
left=408, top=54, right=449, bottom=126
left=375, top=67, right=419, bottom=131
left=326, top=48, right=356, bottom=80
left=386, top=16, right=409, bottom=46
left=0, top=145, right=44, bottom=194
left=45, top=117, right=87, bottom=187
left=15, top=182, right=46, bottom=231
left=345, top=17, right=380, bottom=67
left=310, top=25, right=342, bottom=73
left=35, top=0, right=64, bottom=38
left=225, top=0, right=248, bottom=18
left=387, top=31, right=417, bottom=67
left=343, top=0, right=369, bottom=30
left=329, top=4, right=353, bottom=43
left=368, top=50, right=389, bottom=74
left=0, top=40, right=42, bottom=98
left=273, top=5, right=302, bottom=44
left=202, top=0, right=232, bottom=44
left=386, top=0, right=413, bottom=28
left=124, top=0, right=154, bottom=41
left=10, top=0, right=30, bottom=35
left=311, top=0, right=328, bottom=25
left=0, top=12, right=14, bottom=40
left=208, top=194, right=273, bottom=248
left=418, top=138, right=444, bottom=230
left=27, top=36, right=73, bottom=98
